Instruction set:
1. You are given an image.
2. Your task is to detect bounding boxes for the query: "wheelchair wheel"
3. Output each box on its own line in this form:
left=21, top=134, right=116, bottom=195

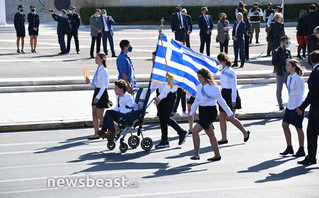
left=107, top=141, right=116, bottom=150
left=119, top=143, right=128, bottom=153
left=128, top=135, right=140, bottom=149
left=141, top=137, right=153, bottom=151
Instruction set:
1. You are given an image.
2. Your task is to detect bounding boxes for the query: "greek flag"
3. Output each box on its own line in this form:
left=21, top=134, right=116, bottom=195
left=151, top=33, right=220, bottom=96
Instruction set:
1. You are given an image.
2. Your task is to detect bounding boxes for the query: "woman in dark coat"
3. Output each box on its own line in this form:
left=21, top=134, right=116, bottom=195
left=296, top=10, right=307, bottom=59
left=28, top=5, right=40, bottom=53
left=14, top=5, right=26, bottom=53
left=243, top=11, right=251, bottom=60
left=270, top=12, right=285, bottom=51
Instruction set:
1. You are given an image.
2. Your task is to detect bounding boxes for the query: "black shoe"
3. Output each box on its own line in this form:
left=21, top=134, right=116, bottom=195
left=190, top=156, right=200, bottom=160
left=21, top=50, right=25, bottom=53
left=207, top=156, right=221, bottom=162
left=178, top=130, right=189, bottom=145
left=88, top=136, right=100, bottom=140
left=231, top=64, right=238, bottom=67
left=58, top=52, right=67, bottom=55
left=155, top=141, right=170, bottom=149
left=298, top=157, right=317, bottom=165
left=302, top=55, right=306, bottom=59
left=77, top=51, right=80, bottom=54
left=293, top=147, right=306, bottom=157
left=280, top=146, right=294, bottom=155
left=188, top=131, right=192, bottom=135
left=279, top=106, right=284, bottom=111
left=256, top=41, right=259, bottom=44
left=112, top=55, right=117, bottom=57
left=218, top=140, right=228, bottom=145
left=244, top=131, right=250, bottom=142
left=17, top=49, right=20, bottom=53
left=90, top=55, right=95, bottom=58
left=240, top=65, right=244, bottom=68
left=267, top=53, right=271, bottom=57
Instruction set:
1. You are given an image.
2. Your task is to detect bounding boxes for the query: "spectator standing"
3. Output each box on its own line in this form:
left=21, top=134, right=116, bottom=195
left=243, top=11, right=251, bottom=61
left=14, top=5, right=26, bottom=53
left=272, top=35, right=292, bottom=110
left=269, top=12, right=285, bottom=52
left=89, top=9, right=103, bottom=58
left=67, top=6, right=80, bottom=54
left=264, top=3, right=275, bottom=56
left=171, top=5, right=188, bottom=44
left=308, top=26, right=319, bottom=56
left=27, top=5, right=39, bottom=53
left=181, top=8, right=192, bottom=48
left=198, top=7, right=213, bottom=56
left=216, top=13, right=230, bottom=54
left=101, top=9, right=117, bottom=57
left=296, top=10, right=308, bottom=59
left=235, top=1, right=247, bottom=16
left=50, top=9, right=69, bottom=55
left=232, top=12, right=246, bottom=68
left=248, top=3, right=263, bottom=44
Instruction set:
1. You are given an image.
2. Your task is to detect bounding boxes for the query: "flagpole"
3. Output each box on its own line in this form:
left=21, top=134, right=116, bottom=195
left=281, top=0, right=285, bottom=23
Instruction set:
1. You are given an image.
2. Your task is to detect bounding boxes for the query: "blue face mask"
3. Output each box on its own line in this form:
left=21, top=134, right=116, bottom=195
left=128, top=46, right=133, bottom=52
left=285, top=43, right=290, bottom=48
left=69, top=10, right=73, bottom=14
left=102, top=14, right=106, bottom=17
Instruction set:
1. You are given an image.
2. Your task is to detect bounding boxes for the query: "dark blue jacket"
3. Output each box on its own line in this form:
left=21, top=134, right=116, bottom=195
left=102, top=16, right=116, bottom=36
left=67, top=13, right=80, bottom=34
left=14, top=12, right=25, bottom=31
left=51, top=13, right=69, bottom=34
left=304, top=11, right=319, bottom=36
left=198, top=14, right=213, bottom=35
left=232, top=20, right=246, bottom=41
left=171, top=12, right=188, bottom=32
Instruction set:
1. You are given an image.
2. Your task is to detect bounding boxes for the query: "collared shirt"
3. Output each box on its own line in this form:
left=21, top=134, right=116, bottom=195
left=117, top=52, right=133, bottom=82
left=203, top=14, right=210, bottom=27
left=220, top=66, right=237, bottom=102
left=150, top=81, right=177, bottom=100
left=103, top=16, right=109, bottom=31
left=190, top=83, right=233, bottom=117
left=287, top=72, right=305, bottom=110
left=113, top=92, right=137, bottom=114
left=178, top=12, right=184, bottom=28
left=94, top=65, right=109, bottom=99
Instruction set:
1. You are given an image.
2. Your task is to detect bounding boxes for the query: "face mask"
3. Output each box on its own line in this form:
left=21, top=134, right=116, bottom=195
left=176, top=8, right=180, bottom=12
left=222, top=16, right=226, bottom=20
left=20, top=9, right=24, bottom=12
left=128, top=46, right=133, bottom=52
left=31, top=9, right=35, bottom=12
left=69, top=10, right=73, bottom=14
left=285, top=43, right=290, bottom=48
left=236, top=16, right=241, bottom=21
left=59, top=13, right=62, bottom=16
left=97, top=14, right=101, bottom=17
left=102, top=14, right=106, bottom=17
left=205, top=11, right=208, bottom=15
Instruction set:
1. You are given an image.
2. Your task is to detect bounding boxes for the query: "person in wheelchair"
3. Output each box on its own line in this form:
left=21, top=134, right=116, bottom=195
left=98, top=79, right=137, bottom=138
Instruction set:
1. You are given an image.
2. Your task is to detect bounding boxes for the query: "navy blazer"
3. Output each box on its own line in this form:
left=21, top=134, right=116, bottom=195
left=102, top=16, right=116, bottom=36
left=232, top=20, right=246, bottom=41
left=171, top=12, right=188, bottom=32
left=14, top=12, right=25, bottom=31
left=51, top=13, right=69, bottom=34
left=198, top=14, right=213, bottom=35
left=304, top=11, right=319, bottom=36
left=185, top=14, right=193, bottom=32
left=299, top=65, right=319, bottom=117
left=67, top=13, right=80, bottom=33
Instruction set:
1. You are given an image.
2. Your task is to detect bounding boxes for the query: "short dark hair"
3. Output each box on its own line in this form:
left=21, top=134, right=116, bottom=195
left=115, top=79, right=128, bottom=93
left=119, top=40, right=130, bottom=51
left=280, top=35, right=288, bottom=43
left=310, top=50, right=319, bottom=64
left=309, top=4, right=316, bottom=10
left=201, top=7, right=208, bottom=12
left=61, top=9, right=67, bottom=15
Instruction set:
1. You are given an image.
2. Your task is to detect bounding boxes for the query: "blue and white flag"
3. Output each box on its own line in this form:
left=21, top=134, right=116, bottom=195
left=151, top=33, right=220, bottom=96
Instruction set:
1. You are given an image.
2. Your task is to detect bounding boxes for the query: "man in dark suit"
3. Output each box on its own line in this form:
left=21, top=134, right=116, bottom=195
left=182, top=8, right=192, bottom=48
left=101, top=9, right=116, bottom=57
left=198, top=7, right=213, bottom=56
left=89, top=9, right=103, bottom=58
left=67, top=6, right=80, bottom=54
left=304, top=4, right=319, bottom=37
left=232, top=12, right=246, bottom=68
left=171, top=5, right=188, bottom=44
left=296, top=50, right=319, bottom=165
left=50, top=9, right=69, bottom=55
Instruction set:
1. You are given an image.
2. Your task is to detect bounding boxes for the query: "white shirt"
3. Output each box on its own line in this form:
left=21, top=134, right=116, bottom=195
left=287, top=72, right=305, bottom=110
left=113, top=92, right=137, bottom=114
left=220, top=66, right=237, bottom=102
left=103, top=16, right=109, bottom=31
left=94, top=65, right=109, bottom=100
left=190, top=83, right=233, bottom=117
left=150, top=81, right=178, bottom=100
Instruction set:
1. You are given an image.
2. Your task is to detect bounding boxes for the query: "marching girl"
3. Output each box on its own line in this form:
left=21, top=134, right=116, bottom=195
left=189, top=68, right=234, bottom=161
left=216, top=52, right=250, bottom=144
left=280, top=59, right=305, bottom=157
left=86, top=53, right=111, bottom=140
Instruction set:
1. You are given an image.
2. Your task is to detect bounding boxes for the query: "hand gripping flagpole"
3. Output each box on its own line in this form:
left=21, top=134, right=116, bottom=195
left=158, top=17, right=174, bottom=88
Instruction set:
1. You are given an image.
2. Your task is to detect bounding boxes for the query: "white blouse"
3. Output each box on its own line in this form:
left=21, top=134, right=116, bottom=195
left=287, top=72, right=305, bottom=110
left=220, top=66, right=237, bottom=102
left=150, top=81, right=178, bottom=100
left=113, top=92, right=137, bottom=114
left=190, top=83, right=233, bottom=117
left=94, top=65, right=109, bottom=100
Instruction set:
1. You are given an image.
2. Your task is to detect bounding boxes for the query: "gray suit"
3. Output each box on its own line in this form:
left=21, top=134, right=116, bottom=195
left=89, top=15, right=103, bottom=57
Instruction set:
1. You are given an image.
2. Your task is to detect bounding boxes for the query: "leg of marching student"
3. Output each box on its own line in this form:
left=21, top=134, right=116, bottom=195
left=191, top=124, right=203, bottom=158
left=205, top=125, right=220, bottom=158
left=282, top=121, right=292, bottom=146
left=219, top=111, right=228, bottom=141
left=296, top=127, right=305, bottom=148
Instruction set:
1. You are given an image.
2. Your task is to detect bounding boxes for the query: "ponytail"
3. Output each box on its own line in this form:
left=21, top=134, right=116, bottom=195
left=96, top=52, right=108, bottom=68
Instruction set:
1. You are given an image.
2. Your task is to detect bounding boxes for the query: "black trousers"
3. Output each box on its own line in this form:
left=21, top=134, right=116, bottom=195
left=245, top=35, right=250, bottom=60
left=233, top=40, right=245, bottom=66
left=67, top=31, right=79, bottom=52
left=102, top=110, right=124, bottom=132
left=158, top=92, right=184, bottom=142
left=173, top=88, right=186, bottom=113
left=219, top=39, right=229, bottom=54
left=90, top=33, right=102, bottom=57
left=175, top=28, right=186, bottom=43
left=185, top=34, right=190, bottom=48
left=58, top=33, right=66, bottom=53
left=200, top=33, right=211, bottom=56
left=306, top=114, right=319, bottom=160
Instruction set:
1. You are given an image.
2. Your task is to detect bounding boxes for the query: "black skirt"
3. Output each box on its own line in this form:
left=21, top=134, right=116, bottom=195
left=16, top=28, right=25, bottom=37
left=198, top=106, right=217, bottom=130
left=219, top=89, right=242, bottom=112
left=187, top=96, right=195, bottom=105
left=28, top=27, right=39, bottom=35
left=92, top=88, right=110, bottom=109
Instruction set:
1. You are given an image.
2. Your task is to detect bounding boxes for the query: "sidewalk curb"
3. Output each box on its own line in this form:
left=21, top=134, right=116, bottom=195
left=1, top=111, right=305, bottom=132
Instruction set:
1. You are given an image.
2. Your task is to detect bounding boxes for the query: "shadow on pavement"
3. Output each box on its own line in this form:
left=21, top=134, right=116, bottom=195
left=239, top=84, right=268, bottom=89
left=0, top=53, right=18, bottom=56
left=255, top=165, right=319, bottom=183
left=238, top=156, right=295, bottom=173
left=242, top=118, right=282, bottom=127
